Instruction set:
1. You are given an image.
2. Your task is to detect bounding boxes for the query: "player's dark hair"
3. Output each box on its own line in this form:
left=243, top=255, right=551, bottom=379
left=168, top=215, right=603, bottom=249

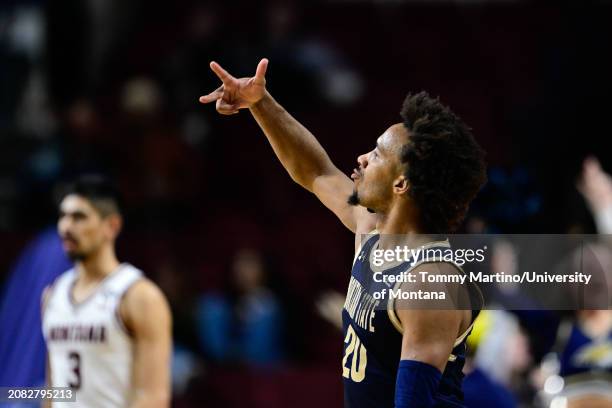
left=400, top=92, right=487, bottom=233
left=61, top=175, right=123, bottom=217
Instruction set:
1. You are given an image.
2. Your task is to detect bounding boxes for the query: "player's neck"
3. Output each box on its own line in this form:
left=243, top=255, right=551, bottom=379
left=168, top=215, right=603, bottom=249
left=76, top=246, right=121, bottom=282
left=375, top=200, right=423, bottom=249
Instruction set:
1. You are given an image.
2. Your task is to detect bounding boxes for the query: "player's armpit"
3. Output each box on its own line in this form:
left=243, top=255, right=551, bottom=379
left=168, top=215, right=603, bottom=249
left=120, top=280, right=172, bottom=408
left=394, top=263, right=466, bottom=372
left=312, top=170, right=376, bottom=234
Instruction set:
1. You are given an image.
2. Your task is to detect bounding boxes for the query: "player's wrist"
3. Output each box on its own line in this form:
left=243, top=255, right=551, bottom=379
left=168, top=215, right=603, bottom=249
left=249, top=90, right=272, bottom=110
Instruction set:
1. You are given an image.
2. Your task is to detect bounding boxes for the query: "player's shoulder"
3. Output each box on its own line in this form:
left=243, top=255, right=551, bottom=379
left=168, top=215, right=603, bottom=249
left=121, top=275, right=169, bottom=315
left=119, top=277, right=171, bottom=334
left=110, top=263, right=166, bottom=306
left=125, top=278, right=166, bottom=302
left=117, top=262, right=144, bottom=279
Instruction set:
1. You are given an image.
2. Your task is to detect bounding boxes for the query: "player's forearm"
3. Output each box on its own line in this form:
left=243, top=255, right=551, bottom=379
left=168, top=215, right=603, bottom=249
left=249, top=91, right=336, bottom=191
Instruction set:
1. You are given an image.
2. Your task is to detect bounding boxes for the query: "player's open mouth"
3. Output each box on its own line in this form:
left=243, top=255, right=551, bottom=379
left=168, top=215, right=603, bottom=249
left=351, top=169, right=361, bottom=180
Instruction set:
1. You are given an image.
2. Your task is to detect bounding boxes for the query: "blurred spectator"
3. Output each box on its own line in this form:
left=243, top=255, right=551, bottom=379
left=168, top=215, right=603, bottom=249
left=535, top=311, right=612, bottom=408
left=530, top=161, right=612, bottom=407
left=261, top=2, right=363, bottom=107
left=476, top=166, right=542, bottom=232
left=316, top=290, right=344, bottom=331
left=196, top=248, right=284, bottom=366
left=463, top=366, right=517, bottom=408
left=465, top=310, right=531, bottom=406
left=559, top=311, right=612, bottom=379
left=577, top=156, right=612, bottom=234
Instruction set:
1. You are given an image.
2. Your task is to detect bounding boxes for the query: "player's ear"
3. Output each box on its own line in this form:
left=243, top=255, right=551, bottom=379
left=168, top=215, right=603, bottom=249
left=393, top=175, right=409, bottom=195
left=106, top=213, right=123, bottom=239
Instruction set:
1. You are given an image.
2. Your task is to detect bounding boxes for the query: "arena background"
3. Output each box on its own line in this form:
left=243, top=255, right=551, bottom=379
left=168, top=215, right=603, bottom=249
left=1, top=0, right=611, bottom=407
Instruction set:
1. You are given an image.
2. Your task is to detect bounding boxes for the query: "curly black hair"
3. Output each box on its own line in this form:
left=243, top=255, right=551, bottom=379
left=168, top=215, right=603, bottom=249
left=400, top=92, right=487, bottom=233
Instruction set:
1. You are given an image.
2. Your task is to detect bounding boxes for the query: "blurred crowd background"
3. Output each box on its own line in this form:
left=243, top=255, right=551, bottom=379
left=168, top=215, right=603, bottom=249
left=1, top=0, right=612, bottom=407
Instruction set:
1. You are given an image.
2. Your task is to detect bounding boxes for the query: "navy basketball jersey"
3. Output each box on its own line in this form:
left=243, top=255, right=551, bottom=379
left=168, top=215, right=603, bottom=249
left=559, top=322, right=612, bottom=378
left=342, top=233, right=480, bottom=408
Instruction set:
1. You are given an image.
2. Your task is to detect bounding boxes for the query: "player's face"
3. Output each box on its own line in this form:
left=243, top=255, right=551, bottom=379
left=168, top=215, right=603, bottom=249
left=57, top=195, right=114, bottom=261
left=349, top=124, right=409, bottom=212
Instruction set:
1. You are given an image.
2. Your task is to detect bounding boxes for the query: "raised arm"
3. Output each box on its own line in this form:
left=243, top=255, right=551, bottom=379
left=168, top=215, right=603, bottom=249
left=199, top=59, right=375, bottom=233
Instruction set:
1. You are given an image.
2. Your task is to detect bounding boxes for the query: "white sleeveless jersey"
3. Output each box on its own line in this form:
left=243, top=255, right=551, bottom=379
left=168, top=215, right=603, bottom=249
left=42, top=264, right=143, bottom=408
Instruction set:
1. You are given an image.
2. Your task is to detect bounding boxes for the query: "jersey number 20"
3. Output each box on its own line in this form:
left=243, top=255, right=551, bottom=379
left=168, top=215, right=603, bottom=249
left=342, top=325, right=367, bottom=382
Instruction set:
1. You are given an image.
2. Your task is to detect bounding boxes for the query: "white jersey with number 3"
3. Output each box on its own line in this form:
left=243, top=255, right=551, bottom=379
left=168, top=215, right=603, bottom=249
left=43, top=264, right=143, bottom=408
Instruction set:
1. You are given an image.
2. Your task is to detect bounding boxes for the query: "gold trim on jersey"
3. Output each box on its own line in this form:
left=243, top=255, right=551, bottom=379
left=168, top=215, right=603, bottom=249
left=384, top=241, right=453, bottom=332
left=352, top=229, right=379, bottom=267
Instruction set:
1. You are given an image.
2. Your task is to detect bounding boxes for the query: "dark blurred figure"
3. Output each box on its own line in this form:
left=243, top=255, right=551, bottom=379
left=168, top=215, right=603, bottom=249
left=196, top=248, right=284, bottom=366
left=260, top=2, right=363, bottom=108
left=154, top=259, right=201, bottom=397
left=0, top=227, right=71, bottom=391
left=531, top=158, right=612, bottom=408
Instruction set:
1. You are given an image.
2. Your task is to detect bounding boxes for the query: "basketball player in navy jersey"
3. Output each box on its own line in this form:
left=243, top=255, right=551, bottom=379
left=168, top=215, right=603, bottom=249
left=42, top=177, right=172, bottom=408
left=199, top=59, right=487, bottom=407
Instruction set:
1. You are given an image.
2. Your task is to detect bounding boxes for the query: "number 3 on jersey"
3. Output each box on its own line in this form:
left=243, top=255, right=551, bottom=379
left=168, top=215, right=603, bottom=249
left=342, top=325, right=367, bottom=382
left=68, top=351, right=82, bottom=389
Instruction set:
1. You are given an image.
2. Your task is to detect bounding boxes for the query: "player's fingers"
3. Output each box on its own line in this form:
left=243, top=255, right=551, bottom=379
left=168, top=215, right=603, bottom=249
left=218, top=108, right=240, bottom=115
left=215, top=99, right=240, bottom=115
left=199, top=85, right=224, bottom=104
left=210, top=61, right=234, bottom=83
left=584, top=156, right=602, bottom=173
left=199, top=90, right=222, bottom=104
left=254, top=58, right=269, bottom=81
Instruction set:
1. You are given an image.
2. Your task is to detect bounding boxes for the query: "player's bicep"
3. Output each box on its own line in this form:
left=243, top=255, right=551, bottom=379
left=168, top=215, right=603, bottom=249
left=122, top=281, right=172, bottom=407
left=397, top=309, right=461, bottom=371
left=394, top=264, right=464, bottom=372
left=312, top=170, right=376, bottom=233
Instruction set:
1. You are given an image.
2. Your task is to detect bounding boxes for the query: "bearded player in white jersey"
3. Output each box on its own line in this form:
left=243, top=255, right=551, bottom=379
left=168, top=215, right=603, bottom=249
left=41, top=176, right=172, bottom=408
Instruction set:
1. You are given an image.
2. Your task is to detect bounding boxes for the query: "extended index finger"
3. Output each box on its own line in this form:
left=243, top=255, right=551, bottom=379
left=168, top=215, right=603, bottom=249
left=210, top=61, right=234, bottom=83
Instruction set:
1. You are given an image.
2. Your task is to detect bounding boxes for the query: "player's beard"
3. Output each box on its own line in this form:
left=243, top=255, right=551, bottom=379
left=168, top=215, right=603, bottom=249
left=347, top=190, right=360, bottom=206
left=66, top=241, right=94, bottom=262
left=347, top=190, right=376, bottom=213
left=67, top=250, right=88, bottom=261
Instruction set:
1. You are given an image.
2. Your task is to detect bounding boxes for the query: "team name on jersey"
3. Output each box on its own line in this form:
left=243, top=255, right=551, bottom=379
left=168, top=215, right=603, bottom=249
left=48, top=324, right=108, bottom=343
left=344, top=276, right=379, bottom=333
